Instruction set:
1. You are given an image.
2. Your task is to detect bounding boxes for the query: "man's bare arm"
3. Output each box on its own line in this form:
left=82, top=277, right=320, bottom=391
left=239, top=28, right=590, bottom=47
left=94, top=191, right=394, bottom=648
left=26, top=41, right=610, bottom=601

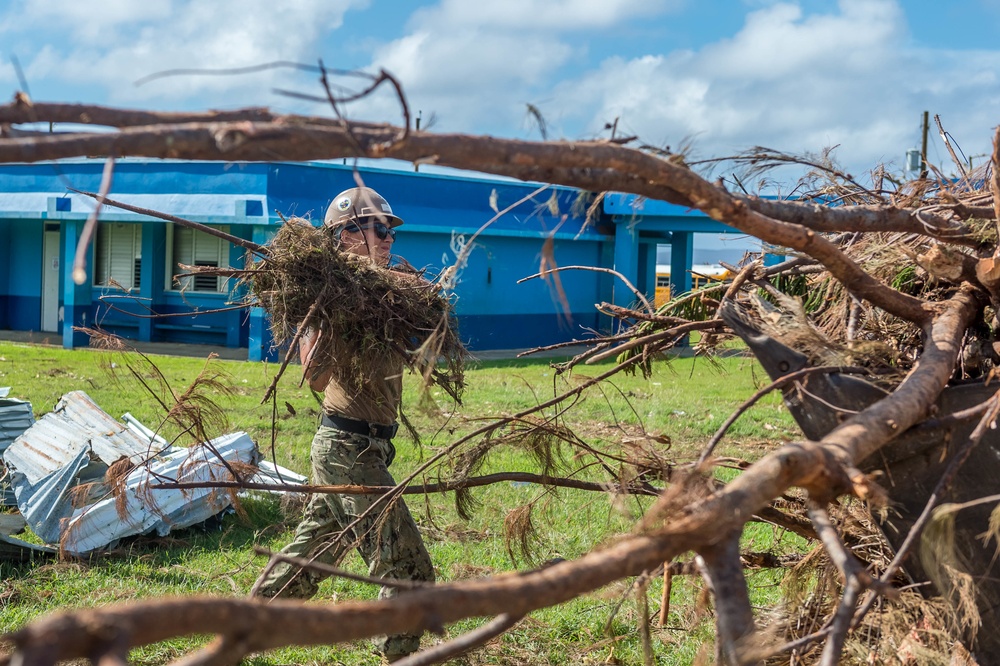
left=299, top=329, right=333, bottom=392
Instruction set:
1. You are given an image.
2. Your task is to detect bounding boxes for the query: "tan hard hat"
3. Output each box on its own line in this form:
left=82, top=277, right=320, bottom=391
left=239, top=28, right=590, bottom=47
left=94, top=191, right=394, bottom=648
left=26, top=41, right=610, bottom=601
left=323, top=187, right=404, bottom=229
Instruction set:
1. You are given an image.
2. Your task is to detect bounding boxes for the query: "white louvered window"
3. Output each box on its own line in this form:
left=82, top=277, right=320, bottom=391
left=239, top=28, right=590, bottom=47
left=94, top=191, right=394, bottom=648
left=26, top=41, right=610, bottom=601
left=171, top=226, right=231, bottom=293
left=94, top=223, right=141, bottom=289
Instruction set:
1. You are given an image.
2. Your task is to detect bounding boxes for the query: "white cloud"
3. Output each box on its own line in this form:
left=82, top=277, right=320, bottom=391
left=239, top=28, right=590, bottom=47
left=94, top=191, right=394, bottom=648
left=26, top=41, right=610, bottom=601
left=353, top=0, right=685, bottom=133
left=3, top=0, right=998, bottom=181
left=376, top=30, right=571, bottom=93
left=1, top=0, right=367, bottom=108
left=551, top=0, right=1000, bottom=176
left=344, top=30, right=573, bottom=133
left=415, top=0, right=680, bottom=30
left=1, top=0, right=174, bottom=44
left=698, top=1, right=902, bottom=79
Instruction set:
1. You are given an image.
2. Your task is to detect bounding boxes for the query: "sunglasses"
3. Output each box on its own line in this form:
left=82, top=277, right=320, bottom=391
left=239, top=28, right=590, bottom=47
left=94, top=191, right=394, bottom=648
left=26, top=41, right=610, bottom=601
left=343, top=220, right=396, bottom=241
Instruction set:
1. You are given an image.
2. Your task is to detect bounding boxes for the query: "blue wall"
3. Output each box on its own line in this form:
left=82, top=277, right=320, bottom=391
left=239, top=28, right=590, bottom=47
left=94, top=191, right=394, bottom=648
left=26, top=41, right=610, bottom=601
left=267, top=163, right=595, bottom=236
left=4, top=218, right=43, bottom=330
left=265, top=163, right=609, bottom=350
left=0, top=220, right=9, bottom=329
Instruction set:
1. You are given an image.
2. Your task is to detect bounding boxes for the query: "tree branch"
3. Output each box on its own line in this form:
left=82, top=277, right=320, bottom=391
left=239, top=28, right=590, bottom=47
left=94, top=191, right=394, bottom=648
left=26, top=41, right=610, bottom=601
left=150, top=470, right=659, bottom=496
left=393, top=614, right=522, bottom=666
left=0, top=113, right=936, bottom=322
left=696, top=532, right=758, bottom=666
left=518, top=265, right=653, bottom=314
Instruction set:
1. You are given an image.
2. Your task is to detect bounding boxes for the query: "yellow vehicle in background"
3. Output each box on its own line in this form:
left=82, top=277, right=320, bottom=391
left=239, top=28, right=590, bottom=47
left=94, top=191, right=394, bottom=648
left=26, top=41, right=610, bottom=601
left=654, top=264, right=733, bottom=308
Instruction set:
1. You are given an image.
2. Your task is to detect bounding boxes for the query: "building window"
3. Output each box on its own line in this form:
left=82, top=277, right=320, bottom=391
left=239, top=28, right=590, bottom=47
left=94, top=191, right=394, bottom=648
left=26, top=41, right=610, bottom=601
left=171, top=226, right=231, bottom=293
left=94, top=223, right=141, bottom=290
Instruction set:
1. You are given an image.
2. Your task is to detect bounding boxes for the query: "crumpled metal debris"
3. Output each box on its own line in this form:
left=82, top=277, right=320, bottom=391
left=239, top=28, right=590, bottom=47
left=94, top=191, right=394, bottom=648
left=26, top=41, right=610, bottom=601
left=0, top=388, right=34, bottom=507
left=120, top=411, right=308, bottom=491
left=0, top=390, right=34, bottom=453
left=59, top=430, right=260, bottom=554
left=3, top=390, right=304, bottom=554
left=0, top=512, right=55, bottom=562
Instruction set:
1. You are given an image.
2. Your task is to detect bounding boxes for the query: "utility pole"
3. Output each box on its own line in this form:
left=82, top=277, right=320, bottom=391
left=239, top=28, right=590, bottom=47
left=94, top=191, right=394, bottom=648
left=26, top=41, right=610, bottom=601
left=919, top=110, right=929, bottom=180
left=414, top=111, right=422, bottom=172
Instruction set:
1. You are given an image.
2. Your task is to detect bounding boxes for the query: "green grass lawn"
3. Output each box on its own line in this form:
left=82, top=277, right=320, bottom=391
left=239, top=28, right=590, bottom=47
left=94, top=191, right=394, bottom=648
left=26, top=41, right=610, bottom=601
left=0, top=341, right=805, bottom=665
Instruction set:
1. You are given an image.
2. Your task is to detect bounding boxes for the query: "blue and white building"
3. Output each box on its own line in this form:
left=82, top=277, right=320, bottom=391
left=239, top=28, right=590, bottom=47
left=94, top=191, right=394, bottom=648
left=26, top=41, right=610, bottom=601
left=0, top=160, right=736, bottom=360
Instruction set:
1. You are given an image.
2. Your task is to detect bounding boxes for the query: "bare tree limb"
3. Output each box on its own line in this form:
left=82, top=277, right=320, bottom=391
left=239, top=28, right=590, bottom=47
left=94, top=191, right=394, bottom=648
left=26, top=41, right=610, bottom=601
left=584, top=320, right=726, bottom=365
left=658, top=566, right=673, bottom=627
left=696, top=532, right=758, bottom=666
left=596, top=303, right=688, bottom=325
left=934, top=114, right=969, bottom=178
left=167, top=634, right=250, bottom=666
left=150, top=470, right=659, bottom=496
left=0, top=114, right=941, bottom=322
left=806, top=501, right=891, bottom=666
left=254, top=548, right=429, bottom=590
left=393, top=613, right=523, bottom=666
left=0, top=99, right=391, bottom=130
left=518, top=265, right=653, bottom=314
left=740, top=197, right=978, bottom=245
left=73, top=157, right=115, bottom=285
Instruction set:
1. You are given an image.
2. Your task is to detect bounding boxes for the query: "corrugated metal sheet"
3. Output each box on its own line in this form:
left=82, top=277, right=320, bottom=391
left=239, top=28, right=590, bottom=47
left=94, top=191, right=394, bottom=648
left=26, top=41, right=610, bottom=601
left=10, top=446, right=91, bottom=544
left=0, top=513, right=26, bottom=535
left=0, top=396, right=34, bottom=453
left=5, top=391, right=163, bottom=487
left=0, top=393, right=35, bottom=507
left=3, top=391, right=305, bottom=553
left=251, top=460, right=308, bottom=489
left=121, top=412, right=306, bottom=489
left=60, top=431, right=260, bottom=554
left=4, top=391, right=173, bottom=546
left=122, top=412, right=169, bottom=448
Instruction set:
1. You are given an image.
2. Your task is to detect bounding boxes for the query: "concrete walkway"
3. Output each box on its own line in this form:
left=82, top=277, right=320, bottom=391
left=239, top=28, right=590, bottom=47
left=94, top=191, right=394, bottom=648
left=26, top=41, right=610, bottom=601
left=0, top=329, right=595, bottom=362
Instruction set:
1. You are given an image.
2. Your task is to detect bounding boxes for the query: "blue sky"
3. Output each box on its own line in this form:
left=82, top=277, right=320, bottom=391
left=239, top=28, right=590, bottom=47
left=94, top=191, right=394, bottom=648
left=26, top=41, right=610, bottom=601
left=2, top=0, right=999, bottom=261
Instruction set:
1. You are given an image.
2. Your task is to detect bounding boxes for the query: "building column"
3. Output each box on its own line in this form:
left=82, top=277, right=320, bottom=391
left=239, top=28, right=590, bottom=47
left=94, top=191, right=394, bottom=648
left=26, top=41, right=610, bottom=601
left=139, top=222, right=166, bottom=342
left=248, top=224, right=277, bottom=362
left=638, top=240, right=657, bottom=305
left=61, top=220, right=92, bottom=349
left=226, top=228, right=252, bottom=348
left=669, top=231, right=694, bottom=296
left=612, top=220, right=639, bottom=308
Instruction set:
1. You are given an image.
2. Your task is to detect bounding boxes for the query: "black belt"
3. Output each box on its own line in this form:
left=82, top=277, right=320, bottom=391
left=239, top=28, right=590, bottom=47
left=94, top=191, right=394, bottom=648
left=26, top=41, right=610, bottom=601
left=321, top=413, right=398, bottom=440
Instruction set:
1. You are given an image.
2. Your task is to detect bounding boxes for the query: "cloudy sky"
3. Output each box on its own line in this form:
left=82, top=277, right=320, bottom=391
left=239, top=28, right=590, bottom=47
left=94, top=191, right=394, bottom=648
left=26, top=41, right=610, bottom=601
left=2, top=0, right=998, bottom=180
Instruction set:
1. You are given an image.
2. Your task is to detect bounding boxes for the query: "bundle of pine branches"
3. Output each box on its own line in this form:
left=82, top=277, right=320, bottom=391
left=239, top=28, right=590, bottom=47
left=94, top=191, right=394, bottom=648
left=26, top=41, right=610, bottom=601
left=243, top=218, right=465, bottom=401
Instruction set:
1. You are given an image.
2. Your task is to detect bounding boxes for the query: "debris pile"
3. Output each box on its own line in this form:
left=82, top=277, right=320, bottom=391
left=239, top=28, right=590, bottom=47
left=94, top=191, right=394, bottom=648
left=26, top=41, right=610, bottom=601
left=2, top=390, right=304, bottom=555
left=240, top=218, right=466, bottom=401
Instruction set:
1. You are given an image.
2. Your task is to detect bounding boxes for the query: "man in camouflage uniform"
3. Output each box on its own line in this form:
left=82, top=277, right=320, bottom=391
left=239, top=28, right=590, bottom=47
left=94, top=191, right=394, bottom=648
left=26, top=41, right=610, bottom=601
left=252, top=187, right=435, bottom=662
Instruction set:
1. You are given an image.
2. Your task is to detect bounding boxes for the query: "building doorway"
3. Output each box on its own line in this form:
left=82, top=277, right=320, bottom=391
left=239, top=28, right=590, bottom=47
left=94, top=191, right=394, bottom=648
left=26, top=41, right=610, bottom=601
left=41, top=224, right=60, bottom=332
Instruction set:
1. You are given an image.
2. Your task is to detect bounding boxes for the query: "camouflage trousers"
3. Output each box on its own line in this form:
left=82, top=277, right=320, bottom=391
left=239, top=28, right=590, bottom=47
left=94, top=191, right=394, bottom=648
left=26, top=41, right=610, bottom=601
left=252, top=425, right=435, bottom=658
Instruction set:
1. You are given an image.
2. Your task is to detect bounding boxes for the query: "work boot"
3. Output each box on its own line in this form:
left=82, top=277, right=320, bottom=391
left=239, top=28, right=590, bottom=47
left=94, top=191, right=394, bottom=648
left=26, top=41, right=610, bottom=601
left=378, top=633, right=419, bottom=662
